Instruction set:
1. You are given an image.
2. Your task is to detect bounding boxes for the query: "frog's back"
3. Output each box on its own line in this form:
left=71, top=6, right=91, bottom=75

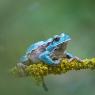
left=26, top=41, right=45, bottom=54
left=20, top=41, right=45, bottom=63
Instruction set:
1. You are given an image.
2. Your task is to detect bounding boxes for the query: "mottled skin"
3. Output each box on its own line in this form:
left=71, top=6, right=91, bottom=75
left=18, top=33, right=82, bottom=67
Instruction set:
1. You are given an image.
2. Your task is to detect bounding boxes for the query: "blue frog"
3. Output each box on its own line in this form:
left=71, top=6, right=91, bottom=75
left=18, top=33, right=82, bottom=66
left=17, top=33, right=82, bottom=91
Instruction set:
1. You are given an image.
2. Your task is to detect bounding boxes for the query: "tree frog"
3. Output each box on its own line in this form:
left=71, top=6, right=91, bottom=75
left=18, top=33, right=82, bottom=67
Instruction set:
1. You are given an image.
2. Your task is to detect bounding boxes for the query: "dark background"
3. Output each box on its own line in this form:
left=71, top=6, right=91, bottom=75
left=0, top=0, right=95, bottom=95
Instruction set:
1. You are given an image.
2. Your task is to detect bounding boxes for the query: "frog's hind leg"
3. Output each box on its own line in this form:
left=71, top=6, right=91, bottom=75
left=39, top=51, right=60, bottom=65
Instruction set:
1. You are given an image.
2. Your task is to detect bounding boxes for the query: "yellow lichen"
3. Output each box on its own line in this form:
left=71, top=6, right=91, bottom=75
left=11, top=58, right=95, bottom=84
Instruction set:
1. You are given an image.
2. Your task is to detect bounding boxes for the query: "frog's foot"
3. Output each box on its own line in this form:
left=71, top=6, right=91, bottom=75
left=54, top=60, right=60, bottom=64
left=16, top=63, right=27, bottom=76
left=68, top=56, right=83, bottom=63
left=51, top=58, right=62, bottom=66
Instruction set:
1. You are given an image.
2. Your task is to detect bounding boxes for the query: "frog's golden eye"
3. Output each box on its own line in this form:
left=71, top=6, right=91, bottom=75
left=53, top=37, right=60, bottom=42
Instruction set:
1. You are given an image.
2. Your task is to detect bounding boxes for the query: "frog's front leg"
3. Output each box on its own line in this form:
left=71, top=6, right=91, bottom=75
left=66, top=52, right=83, bottom=62
left=39, top=51, right=60, bottom=65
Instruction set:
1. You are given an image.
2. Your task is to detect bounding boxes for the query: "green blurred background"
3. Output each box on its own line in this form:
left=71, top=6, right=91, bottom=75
left=0, top=0, right=95, bottom=95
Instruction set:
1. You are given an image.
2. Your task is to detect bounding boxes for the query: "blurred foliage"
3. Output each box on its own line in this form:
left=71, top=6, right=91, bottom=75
left=0, top=0, right=95, bottom=95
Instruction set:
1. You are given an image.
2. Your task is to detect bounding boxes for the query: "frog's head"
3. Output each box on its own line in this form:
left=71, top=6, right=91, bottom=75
left=46, top=33, right=71, bottom=52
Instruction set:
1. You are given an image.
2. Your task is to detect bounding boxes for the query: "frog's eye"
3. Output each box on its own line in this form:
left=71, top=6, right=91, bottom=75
left=53, top=37, right=60, bottom=42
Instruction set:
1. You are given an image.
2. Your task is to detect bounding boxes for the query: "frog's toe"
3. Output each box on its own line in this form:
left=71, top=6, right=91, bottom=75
left=54, top=60, right=60, bottom=64
left=17, top=63, right=26, bottom=68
